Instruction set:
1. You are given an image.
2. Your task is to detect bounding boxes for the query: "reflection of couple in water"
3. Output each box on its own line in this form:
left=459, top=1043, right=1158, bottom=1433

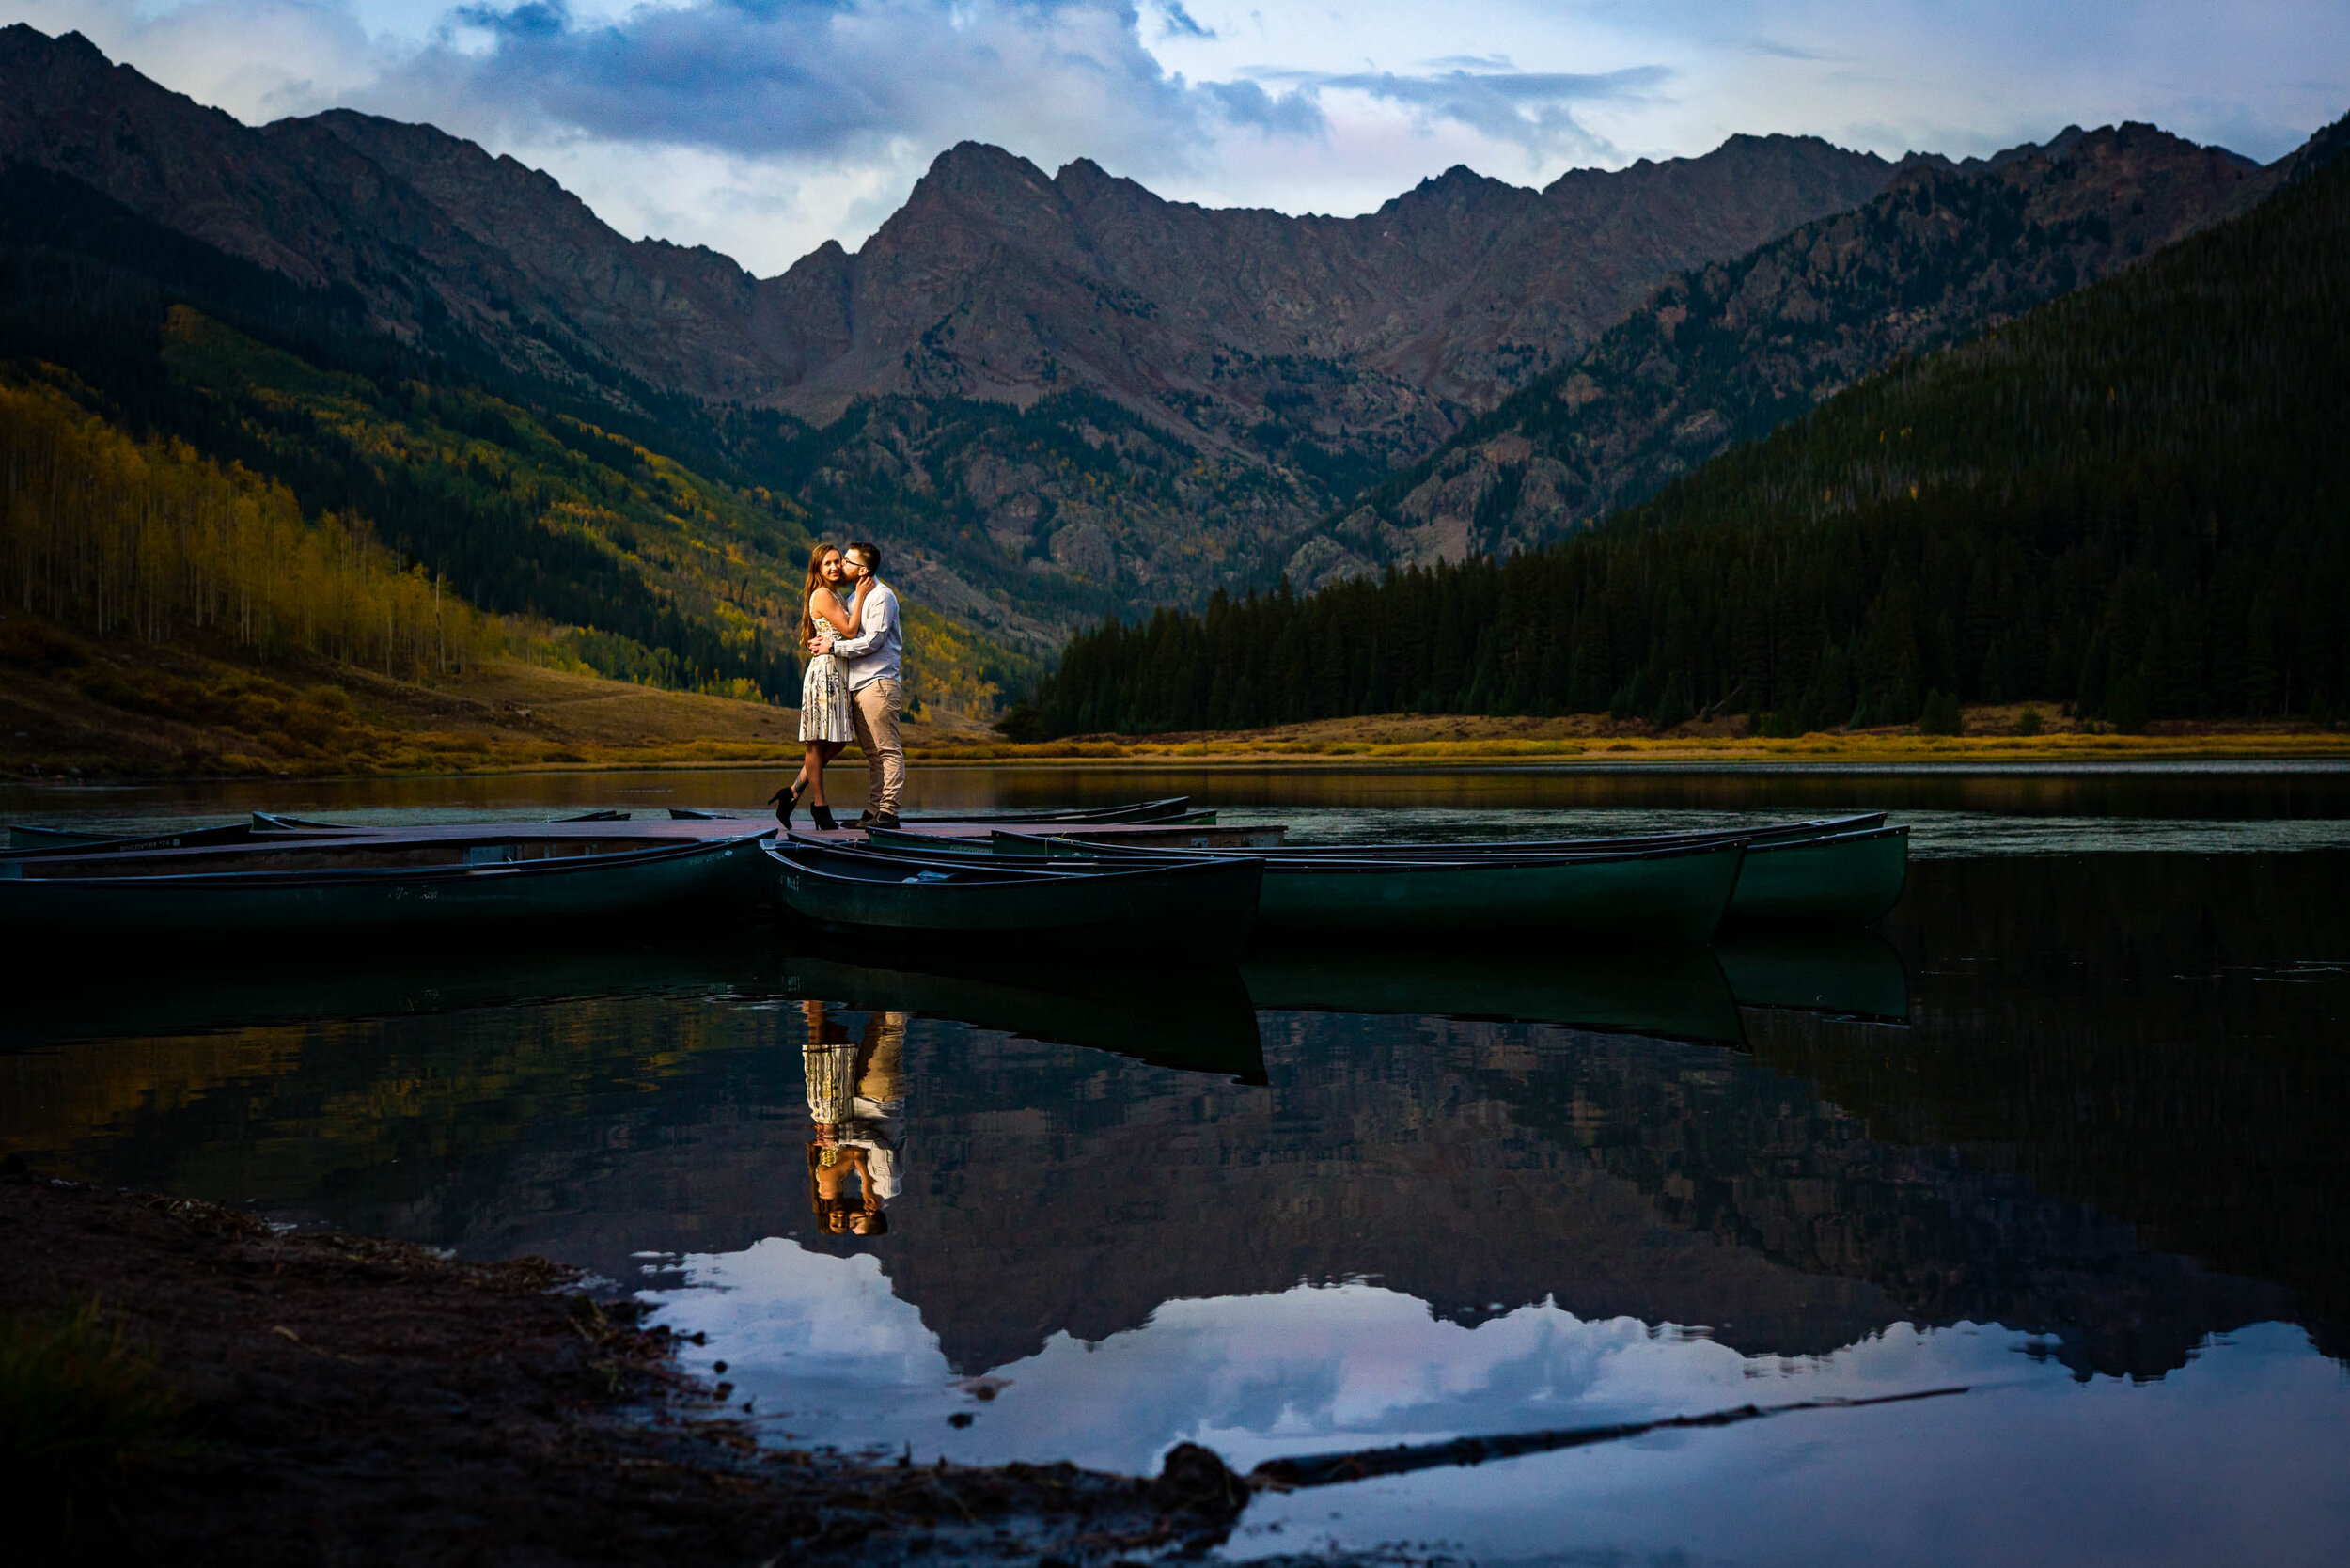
left=803, top=1000, right=905, bottom=1238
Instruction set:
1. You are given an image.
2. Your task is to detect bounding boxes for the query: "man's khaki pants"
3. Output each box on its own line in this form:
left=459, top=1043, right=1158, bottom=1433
left=849, top=678, right=905, bottom=818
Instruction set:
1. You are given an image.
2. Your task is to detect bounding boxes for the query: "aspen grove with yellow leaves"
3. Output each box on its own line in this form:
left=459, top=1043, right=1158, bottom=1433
left=2, top=377, right=503, bottom=677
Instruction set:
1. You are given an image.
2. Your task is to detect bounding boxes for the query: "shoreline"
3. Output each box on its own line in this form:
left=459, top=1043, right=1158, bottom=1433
left=0, top=1172, right=1250, bottom=1563
left=10, top=734, right=2350, bottom=787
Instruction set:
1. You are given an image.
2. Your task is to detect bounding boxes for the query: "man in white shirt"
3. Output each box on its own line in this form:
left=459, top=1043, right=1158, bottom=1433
left=808, top=541, right=905, bottom=828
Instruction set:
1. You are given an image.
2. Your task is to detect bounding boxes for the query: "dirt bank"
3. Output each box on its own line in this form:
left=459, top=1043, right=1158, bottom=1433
left=0, top=1170, right=1249, bottom=1564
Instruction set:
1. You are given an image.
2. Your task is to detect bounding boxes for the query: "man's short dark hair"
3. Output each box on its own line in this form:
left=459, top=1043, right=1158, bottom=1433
left=846, top=541, right=883, bottom=576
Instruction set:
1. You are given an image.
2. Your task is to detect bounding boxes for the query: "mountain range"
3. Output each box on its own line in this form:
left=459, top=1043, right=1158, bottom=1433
left=1308, top=120, right=2280, bottom=584
left=0, top=22, right=2328, bottom=712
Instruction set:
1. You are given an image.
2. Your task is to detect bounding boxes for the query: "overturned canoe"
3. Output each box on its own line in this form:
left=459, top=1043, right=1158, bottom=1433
left=5, top=821, right=262, bottom=857
left=867, top=812, right=1879, bottom=863
left=839, top=833, right=1743, bottom=947
left=1724, top=824, right=1909, bottom=926
left=764, top=838, right=1261, bottom=961
left=883, top=811, right=1904, bottom=931
left=0, top=830, right=774, bottom=941
left=1244, top=839, right=1745, bottom=945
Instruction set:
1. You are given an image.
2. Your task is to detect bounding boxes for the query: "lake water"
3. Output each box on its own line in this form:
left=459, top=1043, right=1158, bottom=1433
left=5, top=765, right=2347, bottom=1566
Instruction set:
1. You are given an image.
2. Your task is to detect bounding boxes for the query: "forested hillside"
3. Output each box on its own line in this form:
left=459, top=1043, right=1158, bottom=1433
left=1297, top=123, right=2271, bottom=583
left=0, top=375, right=501, bottom=672
left=1026, top=127, right=2350, bottom=737
left=0, top=164, right=1021, bottom=714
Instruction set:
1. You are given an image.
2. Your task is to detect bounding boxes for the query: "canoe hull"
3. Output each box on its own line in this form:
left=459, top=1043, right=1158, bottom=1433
left=1725, top=826, right=1910, bottom=927
left=1251, top=840, right=1745, bottom=947
left=0, top=834, right=773, bottom=941
left=769, top=851, right=1263, bottom=962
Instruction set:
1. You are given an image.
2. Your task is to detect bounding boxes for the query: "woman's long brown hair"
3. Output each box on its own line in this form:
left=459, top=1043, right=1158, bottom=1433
left=797, top=544, right=839, bottom=648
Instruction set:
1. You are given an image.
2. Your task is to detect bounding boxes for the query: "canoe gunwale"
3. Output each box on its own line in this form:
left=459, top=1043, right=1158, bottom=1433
left=8, top=830, right=776, bottom=891
left=767, top=837, right=1241, bottom=892
left=763, top=839, right=1262, bottom=955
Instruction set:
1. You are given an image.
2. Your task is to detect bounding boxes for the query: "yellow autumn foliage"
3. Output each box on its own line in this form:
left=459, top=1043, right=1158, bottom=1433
left=0, top=375, right=502, bottom=675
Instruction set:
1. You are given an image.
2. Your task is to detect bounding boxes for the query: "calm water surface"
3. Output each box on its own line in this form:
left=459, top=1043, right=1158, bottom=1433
left=5, top=766, right=2347, bottom=1566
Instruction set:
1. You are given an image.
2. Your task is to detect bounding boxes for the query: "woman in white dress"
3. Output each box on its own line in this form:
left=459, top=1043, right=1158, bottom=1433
left=773, top=545, right=869, bottom=831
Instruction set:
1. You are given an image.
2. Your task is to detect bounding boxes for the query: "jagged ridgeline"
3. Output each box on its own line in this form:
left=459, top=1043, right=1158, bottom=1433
left=0, top=164, right=1022, bottom=713
left=1028, top=135, right=2350, bottom=735
left=1311, top=123, right=2275, bottom=579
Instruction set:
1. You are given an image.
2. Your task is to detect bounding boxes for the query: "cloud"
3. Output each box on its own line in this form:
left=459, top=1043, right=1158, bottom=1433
left=12, top=0, right=2344, bottom=272
left=1250, top=62, right=1671, bottom=159
left=1729, top=34, right=1841, bottom=62
left=1158, top=1, right=1214, bottom=39
left=6, top=0, right=394, bottom=118
left=1199, top=76, right=1324, bottom=136
left=375, top=0, right=1284, bottom=172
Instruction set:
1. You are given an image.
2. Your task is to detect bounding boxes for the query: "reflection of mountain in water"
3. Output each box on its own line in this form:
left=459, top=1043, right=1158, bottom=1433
left=1766, top=851, right=2350, bottom=1365
left=5, top=852, right=2341, bottom=1384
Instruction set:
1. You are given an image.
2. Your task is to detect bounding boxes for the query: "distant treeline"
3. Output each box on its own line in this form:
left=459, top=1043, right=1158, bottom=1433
left=1, top=377, right=501, bottom=673
left=1024, top=146, right=2350, bottom=736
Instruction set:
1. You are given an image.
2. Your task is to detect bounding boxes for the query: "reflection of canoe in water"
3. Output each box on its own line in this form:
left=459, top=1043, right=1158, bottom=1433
left=779, top=947, right=1267, bottom=1084
left=1724, top=825, right=1909, bottom=927
left=0, top=831, right=774, bottom=941
left=1713, top=930, right=1912, bottom=1023
left=0, top=936, right=751, bottom=1052
left=1242, top=945, right=1743, bottom=1044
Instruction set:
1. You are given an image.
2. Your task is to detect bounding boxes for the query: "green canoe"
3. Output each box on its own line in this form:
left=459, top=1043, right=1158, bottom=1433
left=0, top=831, right=775, bottom=941
left=1243, top=839, right=1745, bottom=945
left=834, top=833, right=1745, bottom=947
left=833, top=832, right=1745, bottom=947
left=765, top=839, right=1262, bottom=961
left=1724, top=824, right=1910, bottom=926
left=871, top=811, right=1889, bottom=861
left=5, top=822, right=264, bottom=856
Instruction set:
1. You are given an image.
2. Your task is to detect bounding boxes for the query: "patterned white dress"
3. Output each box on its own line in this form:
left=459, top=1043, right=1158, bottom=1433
left=798, top=609, right=854, bottom=743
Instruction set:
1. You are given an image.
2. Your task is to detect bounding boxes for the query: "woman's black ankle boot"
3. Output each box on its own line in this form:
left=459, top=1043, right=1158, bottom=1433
left=810, top=804, right=838, bottom=833
left=770, top=780, right=804, bottom=827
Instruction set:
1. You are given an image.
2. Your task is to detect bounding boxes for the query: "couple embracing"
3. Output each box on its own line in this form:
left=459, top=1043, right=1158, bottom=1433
left=776, top=540, right=904, bottom=832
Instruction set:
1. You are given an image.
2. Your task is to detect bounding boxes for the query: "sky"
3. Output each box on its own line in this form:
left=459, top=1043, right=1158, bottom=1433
left=12, top=1, right=2348, bottom=275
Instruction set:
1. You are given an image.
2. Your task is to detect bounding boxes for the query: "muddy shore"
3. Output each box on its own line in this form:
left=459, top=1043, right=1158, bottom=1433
left=0, top=1171, right=1253, bottom=1565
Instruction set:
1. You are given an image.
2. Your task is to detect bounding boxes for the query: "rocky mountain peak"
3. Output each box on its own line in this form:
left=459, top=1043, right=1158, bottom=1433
left=908, top=140, right=1063, bottom=209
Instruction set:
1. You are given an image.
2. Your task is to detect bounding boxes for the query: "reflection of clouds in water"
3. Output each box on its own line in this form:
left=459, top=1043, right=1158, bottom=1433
left=1229, top=1323, right=2350, bottom=1568
left=647, top=1247, right=2350, bottom=1562
left=647, top=1247, right=2078, bottom=1477
left=643, top=1239, right=954, bottom=1448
